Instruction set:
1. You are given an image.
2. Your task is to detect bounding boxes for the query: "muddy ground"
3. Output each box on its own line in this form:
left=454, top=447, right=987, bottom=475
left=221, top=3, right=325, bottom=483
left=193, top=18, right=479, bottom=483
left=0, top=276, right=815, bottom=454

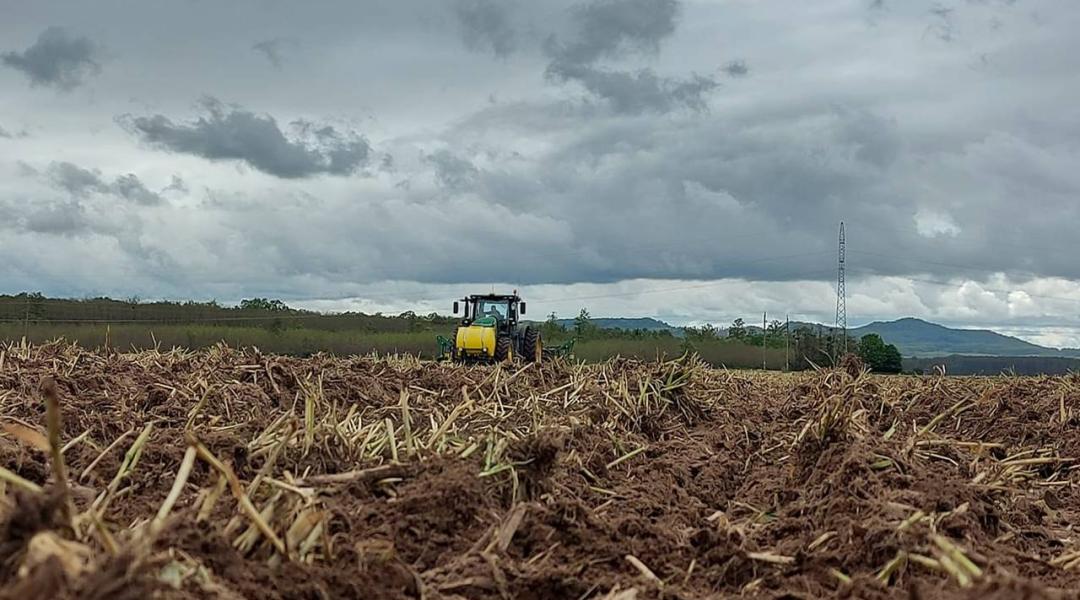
left=0, top=342, right=1078, bottom=599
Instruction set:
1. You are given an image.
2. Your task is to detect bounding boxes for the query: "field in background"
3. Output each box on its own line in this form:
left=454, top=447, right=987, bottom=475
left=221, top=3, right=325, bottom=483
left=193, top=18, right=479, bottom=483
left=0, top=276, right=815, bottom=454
left=1, top=343, right=1078, bottom=597
left=904, top=354, right=1080, bottom=376
left=9, top=294, right=1071, bottom=374
left=1, top=322, right=793, bottom=370
left=0, top=293, right=807, bottom=369
left=0, top=323, right=440, bottom=357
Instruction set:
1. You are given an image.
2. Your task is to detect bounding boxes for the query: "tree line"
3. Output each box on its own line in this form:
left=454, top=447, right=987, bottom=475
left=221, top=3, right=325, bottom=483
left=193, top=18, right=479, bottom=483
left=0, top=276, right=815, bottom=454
left=1, top=294, right=904, bottom=372
left=542, top=309, right=904, bottom=373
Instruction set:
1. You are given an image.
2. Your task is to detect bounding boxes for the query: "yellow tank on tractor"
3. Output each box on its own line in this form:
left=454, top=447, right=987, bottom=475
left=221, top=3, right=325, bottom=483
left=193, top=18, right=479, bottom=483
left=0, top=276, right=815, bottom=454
left=437, top=292, right=542, bottom=363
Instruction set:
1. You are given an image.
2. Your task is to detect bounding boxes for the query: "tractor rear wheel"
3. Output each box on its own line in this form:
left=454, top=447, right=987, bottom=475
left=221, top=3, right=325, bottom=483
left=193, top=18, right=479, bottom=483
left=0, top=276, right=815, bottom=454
left=494, top=335, right=512, bottom=362
left=522, top=327, right=542, bottom=363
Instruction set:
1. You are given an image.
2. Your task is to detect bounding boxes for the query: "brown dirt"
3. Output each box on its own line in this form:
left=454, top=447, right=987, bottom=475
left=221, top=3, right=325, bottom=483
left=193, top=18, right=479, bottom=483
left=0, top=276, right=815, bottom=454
left=0, top=342, right=1078, bottom=599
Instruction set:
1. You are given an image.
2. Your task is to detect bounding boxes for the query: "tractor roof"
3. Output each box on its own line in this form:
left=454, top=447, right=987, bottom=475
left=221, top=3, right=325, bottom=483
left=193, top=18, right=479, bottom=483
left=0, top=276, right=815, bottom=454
left=466, top=293, right=520, bottom=301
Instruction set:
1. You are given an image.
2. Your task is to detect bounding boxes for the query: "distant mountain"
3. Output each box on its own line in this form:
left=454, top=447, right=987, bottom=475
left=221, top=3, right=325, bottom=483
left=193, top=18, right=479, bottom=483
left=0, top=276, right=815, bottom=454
left=552, top=317, right=683, bottom=336
left=850, top=318, right=1080, bottom=358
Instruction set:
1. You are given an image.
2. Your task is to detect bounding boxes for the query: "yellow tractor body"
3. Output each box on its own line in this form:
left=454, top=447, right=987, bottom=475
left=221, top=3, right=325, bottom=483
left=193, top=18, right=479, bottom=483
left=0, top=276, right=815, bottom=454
left=456, top=323, right=497, bottom=359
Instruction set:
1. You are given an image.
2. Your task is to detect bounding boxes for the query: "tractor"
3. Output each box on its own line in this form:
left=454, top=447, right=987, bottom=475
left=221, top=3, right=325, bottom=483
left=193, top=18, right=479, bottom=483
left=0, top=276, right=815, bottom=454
left=436, top=292, right=574, bottom=363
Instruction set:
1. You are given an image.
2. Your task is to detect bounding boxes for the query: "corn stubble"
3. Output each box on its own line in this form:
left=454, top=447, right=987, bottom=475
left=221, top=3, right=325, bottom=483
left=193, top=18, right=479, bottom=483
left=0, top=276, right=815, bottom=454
left=0, top=340, right=1077, bottom=599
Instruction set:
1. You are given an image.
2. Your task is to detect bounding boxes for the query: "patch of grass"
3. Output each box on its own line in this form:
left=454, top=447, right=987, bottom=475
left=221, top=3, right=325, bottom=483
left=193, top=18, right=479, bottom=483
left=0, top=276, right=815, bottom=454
left=3, top=323, right=794, bottom=368
left=0, top=324, right=438, bottom=357
left=575, top=338, right=789, bottom=369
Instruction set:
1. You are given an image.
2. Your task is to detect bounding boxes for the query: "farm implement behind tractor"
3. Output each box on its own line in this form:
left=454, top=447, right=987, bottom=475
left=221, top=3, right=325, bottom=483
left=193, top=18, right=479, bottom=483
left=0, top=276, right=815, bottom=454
left=436, top=292, right=574, bottom=363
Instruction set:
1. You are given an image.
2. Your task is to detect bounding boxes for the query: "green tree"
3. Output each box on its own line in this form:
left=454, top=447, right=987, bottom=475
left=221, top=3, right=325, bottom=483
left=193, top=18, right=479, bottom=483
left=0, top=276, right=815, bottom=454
left=684, top=323, right=718, bottom=341
left=728, top=318, right=747, bottom=340
left=542, top=311, right=565, bottom=338
left=267, top=318, right=287, bottom=336
left=679, top=336, right=697, bottom=356
left=240, top=298, right=289, bottom=312
left=574, top=308, right=596, bottom=337
left=20, top=291, right=46, bottom=319
left=857, top=334, right=903, bottom=373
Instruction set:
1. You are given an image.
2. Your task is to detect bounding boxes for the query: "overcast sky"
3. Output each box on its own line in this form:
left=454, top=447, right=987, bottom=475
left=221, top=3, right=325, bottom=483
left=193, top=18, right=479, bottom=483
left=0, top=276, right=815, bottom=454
left=2, top=0, right=1079, bottom=346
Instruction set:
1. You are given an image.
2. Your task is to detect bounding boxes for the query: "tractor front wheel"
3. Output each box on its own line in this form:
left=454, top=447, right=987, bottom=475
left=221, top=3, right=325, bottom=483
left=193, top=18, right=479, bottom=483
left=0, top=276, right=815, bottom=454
left=494, top=335, right=512, bottom=363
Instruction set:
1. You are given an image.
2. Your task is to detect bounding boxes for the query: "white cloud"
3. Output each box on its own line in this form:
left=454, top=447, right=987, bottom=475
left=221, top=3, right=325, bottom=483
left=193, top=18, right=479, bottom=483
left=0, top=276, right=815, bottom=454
left=914, top=208, right=960, bottom=237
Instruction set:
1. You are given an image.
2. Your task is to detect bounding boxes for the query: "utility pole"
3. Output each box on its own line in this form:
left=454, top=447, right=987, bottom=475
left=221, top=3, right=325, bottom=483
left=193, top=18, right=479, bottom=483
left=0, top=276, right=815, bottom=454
left=762, top=311, right=767, bottom=370
left=785, top=314, right=790, bottom=371
left=835, top=222, right=847, bottom=358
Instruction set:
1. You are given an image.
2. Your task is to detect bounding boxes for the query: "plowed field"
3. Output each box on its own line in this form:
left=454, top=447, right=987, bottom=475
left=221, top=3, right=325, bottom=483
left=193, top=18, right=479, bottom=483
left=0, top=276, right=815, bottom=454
left=1, top=342, right=1079, bottom=599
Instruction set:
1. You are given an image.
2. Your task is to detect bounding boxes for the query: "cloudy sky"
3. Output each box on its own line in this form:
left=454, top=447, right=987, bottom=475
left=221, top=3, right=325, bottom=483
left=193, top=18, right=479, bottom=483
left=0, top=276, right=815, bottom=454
left=2, top=0, right=1079, bottom=346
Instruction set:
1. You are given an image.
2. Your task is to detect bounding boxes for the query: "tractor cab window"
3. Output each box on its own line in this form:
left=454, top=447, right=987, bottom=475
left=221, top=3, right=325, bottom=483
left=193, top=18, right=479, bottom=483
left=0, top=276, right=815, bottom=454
left=476, top=300, right=510, bottom=321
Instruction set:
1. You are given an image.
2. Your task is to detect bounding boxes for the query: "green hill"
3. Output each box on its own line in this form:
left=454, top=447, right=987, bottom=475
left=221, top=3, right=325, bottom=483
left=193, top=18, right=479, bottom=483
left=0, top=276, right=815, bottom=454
left=851, top=318, right=1080, bottom=358
left=553, top=317, right=682, bottom=335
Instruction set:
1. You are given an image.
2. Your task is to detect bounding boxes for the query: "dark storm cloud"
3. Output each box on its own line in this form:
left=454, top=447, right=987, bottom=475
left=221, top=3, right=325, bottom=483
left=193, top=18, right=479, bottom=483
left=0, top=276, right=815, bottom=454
left=837, top=110, right=901, bottom=168
left=163, top=175, right=188, bottom=195
left=1, top=27, right=101, bottom=90
left=722, top=60, right=749, bottom=78
left=548, top=0, right=679, bottom=64
left=46, top=162, right=165, bottom=206
left=119, top=98, right=373, bottom=179
left=543, top=0, right=716, bottom=113
left=251, top=38, right=294, bottom=69
left=927, top=4, right=957, bottom=42
left=23, top=201, right=85, bottom=235
left=426, top=150, right=481, bottom=191
left=111, top=174, right=165, bottom=206
left=15, top=162, right=38, bottom=177
left=546, top=63, right=716, bottom=113
left=47, top=162, right=103, bottom=196
left=0, top=194, right=92, bottom=237
left=455, top=0, right=517, bottom=57
left=429, top=90, right=1080, bottom=287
